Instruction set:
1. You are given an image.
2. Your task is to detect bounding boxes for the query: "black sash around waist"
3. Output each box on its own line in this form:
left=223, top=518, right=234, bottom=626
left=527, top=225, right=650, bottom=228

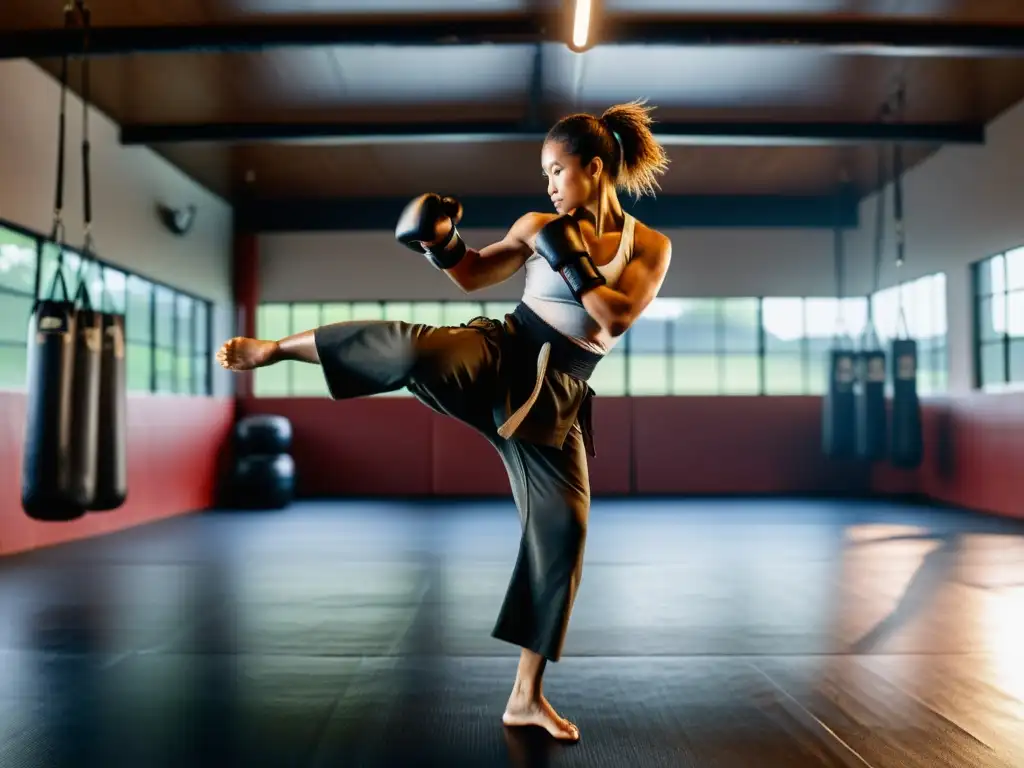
left=489, top=302, right=601, bottom=456
left=510, top=302, right=603, bottom=382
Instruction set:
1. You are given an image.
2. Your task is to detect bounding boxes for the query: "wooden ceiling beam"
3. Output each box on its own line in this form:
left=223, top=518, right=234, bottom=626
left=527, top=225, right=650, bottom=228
left=3, top=15, right=1024, bottom=59
left=236, top=192, right=859, bottom=232
left=120, top=120, right=984, bottom=147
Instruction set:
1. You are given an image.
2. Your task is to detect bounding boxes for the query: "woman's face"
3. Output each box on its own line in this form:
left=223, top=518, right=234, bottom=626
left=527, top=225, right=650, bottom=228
left=541, top=140, right=601, bottom=215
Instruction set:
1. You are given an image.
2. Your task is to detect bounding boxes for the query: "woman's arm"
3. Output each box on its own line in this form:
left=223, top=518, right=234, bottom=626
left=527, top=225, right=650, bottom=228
left=442, top=212, right=553, bottom=293
left=580, top=228, right=672, bottom=337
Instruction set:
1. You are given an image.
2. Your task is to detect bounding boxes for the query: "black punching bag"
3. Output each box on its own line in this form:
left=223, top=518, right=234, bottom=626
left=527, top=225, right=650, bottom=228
left=22, top=298, right=85, bottom=521
left=232, top=454, right=296, bottom=510
left=890, top=338, right=923, bottom=468
left=855, top=349, right=887, bottom=461
left=821, top=348, right=856, bottom=457
left=69, top=303, right=102, bottom=508
left=90, top=311, right=128, bottom=511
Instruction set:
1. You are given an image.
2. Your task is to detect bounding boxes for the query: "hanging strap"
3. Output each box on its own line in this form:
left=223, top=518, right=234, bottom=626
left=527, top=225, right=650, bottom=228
left=73, top=0, right=96, bottom=312
left=891, top=84, right=911, bottom=341
left=831, top=225, right=852, bottom=350
left=40, top=2, right=80, bottom=306
left=860, top=143, right=886, bottom=354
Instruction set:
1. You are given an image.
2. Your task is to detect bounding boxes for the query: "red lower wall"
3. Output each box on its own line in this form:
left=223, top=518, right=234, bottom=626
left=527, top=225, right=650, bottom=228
left=631, top=397, right=869, bottom=495
left=240, top=396, right=872, bottom=498
left=872, top=390, right=1024, bottom=519
left=242, top=393, right=1023, bottom=520
left=0, top=391, right=234, bottom=557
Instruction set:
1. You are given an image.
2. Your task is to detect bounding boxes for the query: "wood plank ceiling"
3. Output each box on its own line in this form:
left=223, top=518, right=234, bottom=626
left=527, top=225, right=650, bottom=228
left=4, top=0, right=1024, bottom=209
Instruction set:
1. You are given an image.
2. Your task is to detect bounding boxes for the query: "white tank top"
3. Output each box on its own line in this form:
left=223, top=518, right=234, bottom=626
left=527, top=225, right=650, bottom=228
left=521, top=213, right=636, bottom=355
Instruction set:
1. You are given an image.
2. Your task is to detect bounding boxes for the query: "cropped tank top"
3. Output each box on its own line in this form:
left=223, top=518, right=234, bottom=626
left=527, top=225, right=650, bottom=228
left=521, top=213, right=636, bottom=355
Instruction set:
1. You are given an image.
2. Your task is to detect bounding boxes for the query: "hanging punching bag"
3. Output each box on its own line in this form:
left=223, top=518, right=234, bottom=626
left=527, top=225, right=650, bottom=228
left=855, top=348, right=887, bottom=461
left=887, top=123, right=923, bottom=469
left=21, top=6, right=91, bottom=522
left=77, top=33, right=128, bottom=513
left=22, top=278, right=86, bottom=522
left=68, top=285, right=102, bottom=509
left=91, top=308, right=128, bottom=511
left=821, top=223, right=857, bottom=458
left=822, top=348, right=856, bottom=457
left=890, top=338, right=923, bottom=468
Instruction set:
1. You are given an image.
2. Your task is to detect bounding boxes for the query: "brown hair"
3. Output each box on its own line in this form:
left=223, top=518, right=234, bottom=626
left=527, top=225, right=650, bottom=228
left=545, top=99, right=670, bottom=200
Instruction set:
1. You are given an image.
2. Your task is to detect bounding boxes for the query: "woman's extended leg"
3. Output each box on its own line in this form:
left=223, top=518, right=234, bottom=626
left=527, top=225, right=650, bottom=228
left=217, top=330, right=319, bottom=370
left=493, top=425, right=590, bottom=742
left=217, top=319, right=501, bottom=431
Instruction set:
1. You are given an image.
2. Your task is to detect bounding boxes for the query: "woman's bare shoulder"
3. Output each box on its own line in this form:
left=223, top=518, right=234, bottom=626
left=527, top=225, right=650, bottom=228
left=508, top=211, right=561, bottom=246
left=516, top=211, right=560, bottom=232
left=632, top=218, right=672, bottom=258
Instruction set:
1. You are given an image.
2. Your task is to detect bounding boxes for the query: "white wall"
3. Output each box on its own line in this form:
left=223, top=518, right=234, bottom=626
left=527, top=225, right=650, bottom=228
left=260, top=227, right=837, bottom=302
left=845, top=97, right=1024, bottom=394
left=0, top=60, right=235, bottom=396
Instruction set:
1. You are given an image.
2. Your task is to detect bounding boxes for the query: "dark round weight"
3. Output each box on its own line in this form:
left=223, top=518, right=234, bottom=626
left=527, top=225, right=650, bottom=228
left=232, top=453, right=295, bottom=510
left=235, top=414, right=292, bottom=456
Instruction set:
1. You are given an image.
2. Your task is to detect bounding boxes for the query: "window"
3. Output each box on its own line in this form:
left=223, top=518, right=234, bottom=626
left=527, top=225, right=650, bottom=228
left=0, top=219, right=213, bottom=396
left=974, top=247, right=1024, bottom=388
left=0, top=226, right=38, bottom=390
left=762, top=297, right=870, bottom=396
left=192, top=300, right=211, bottom=395
left=125, top=273, right=154, bottom=392
left=255, top=293, right=949, bottom=398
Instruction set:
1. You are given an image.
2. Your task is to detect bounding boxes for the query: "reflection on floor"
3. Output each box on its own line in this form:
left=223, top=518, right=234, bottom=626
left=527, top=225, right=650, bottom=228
left=1, top=497, right=1023, bottom=767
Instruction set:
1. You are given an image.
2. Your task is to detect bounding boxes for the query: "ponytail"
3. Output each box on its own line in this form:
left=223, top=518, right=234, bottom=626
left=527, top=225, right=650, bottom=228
left=600, top=100, right=670, bottom=199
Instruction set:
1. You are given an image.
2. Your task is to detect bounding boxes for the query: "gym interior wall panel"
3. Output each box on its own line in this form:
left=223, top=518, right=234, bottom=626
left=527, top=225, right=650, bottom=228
left=0, top=392, right=233, bottom=557
left=239, top=397, right=435, bottom=497
left=234, top=395, right=871, bottom=498
left=0, top=60, right=233, bottom=306
left=631, top=397, right=869, bottom=496
left=431, top=416, right=508, bottom=496
left=260, top=230, right=523, bottom=303
left=258, top=228, right=837, bottom=303
left=231, top=393, right=1023, bottom=521
left=588, top=398, right=633, bottom=495
left=871, top=393, right=1024, bottom=520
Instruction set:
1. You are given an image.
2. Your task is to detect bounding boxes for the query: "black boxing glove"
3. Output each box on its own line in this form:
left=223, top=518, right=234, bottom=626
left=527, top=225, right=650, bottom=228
left=534, top=215, right=606, bottom=302
left=395, top=193, right=467, bottom=270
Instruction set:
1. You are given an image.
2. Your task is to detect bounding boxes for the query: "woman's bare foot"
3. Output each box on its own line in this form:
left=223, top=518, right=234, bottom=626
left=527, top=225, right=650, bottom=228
left=503, top=692, right=579, bottom=742
left=216, top=337, right=278, bottom=371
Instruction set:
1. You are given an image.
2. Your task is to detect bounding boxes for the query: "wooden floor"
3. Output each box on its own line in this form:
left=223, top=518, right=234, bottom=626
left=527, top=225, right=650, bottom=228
left=1, top=497, right=1023, bottom=767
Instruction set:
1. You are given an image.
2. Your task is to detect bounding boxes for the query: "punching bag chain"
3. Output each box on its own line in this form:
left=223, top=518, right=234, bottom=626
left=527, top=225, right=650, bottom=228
left=44, top=2, right=80, bottom=305
left=833, top=226, right=848, bottom=345
left=73, top=1, right=95, bottom=312
left=865, top=141, right=885, bottom=352
left=891, top=82, right=910, bottom=341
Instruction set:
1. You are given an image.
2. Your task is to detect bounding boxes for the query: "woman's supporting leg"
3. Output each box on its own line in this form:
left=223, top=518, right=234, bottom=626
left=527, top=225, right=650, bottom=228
left=503, top=648, right=579, bottom=741
left=493, top=426, right=589, bottom=741
left=220, top=319, right=590, bottom=739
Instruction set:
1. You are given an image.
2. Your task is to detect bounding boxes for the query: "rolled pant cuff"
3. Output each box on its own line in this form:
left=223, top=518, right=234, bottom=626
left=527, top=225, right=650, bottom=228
left=490, top=625, right=563, bottom=663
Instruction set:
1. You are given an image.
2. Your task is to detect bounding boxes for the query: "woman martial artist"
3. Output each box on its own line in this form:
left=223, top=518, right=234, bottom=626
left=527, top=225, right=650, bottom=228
left=217, top=99, right=673, bottom=742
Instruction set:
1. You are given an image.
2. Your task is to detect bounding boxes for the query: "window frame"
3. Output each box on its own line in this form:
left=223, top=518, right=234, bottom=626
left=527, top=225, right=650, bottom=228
left=972, top=247, right=1024, bottom=390
left=0, top=215, right=214, bottom=396
left=254, top=289, right=949, bottom=399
